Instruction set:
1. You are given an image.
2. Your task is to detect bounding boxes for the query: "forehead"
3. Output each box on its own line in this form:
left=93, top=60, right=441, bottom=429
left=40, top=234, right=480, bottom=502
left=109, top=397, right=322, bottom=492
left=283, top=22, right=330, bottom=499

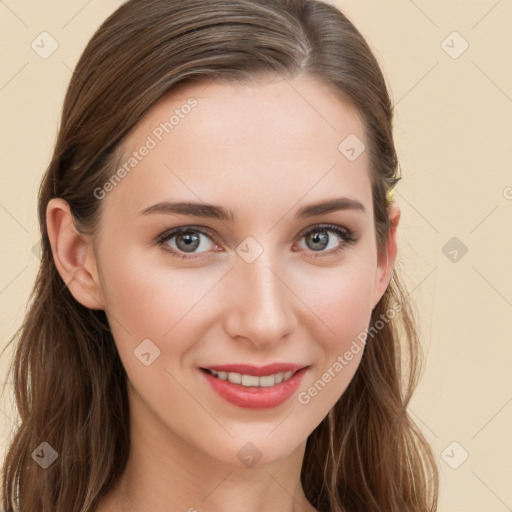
left=107, top=76, right=372, bottom=220
left=127, top=75, right=365, bottom=147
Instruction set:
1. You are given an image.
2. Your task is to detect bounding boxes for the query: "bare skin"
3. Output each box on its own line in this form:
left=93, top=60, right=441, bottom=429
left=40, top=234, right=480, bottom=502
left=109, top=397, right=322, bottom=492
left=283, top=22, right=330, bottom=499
left=47, top=75, right=399, bottom=512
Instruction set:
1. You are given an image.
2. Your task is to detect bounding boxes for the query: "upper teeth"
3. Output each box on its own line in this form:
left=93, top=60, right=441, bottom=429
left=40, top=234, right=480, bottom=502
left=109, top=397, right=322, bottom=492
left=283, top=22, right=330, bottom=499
left=209, top=370, right=295, bottom=387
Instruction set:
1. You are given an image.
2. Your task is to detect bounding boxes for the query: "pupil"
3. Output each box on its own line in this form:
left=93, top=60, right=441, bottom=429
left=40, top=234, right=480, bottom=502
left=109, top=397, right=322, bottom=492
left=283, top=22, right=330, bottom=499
left=177, top=232, right=200, bottom=252
left=308, top=231, right=328, bottom=251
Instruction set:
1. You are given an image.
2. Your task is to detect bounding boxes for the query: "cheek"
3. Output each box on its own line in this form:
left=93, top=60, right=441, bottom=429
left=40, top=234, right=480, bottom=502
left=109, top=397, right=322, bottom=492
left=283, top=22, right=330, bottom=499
left=324, top=274, right=373, bottom=341
left=298, top=255, right=376, bottom=342
left=97, top=245, right=216, bottom=358
left=293, top=262, right=374, bottom=418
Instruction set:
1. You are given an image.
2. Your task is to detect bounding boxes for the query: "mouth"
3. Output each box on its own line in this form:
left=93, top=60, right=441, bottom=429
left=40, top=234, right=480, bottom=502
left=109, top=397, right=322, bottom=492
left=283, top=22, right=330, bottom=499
left=200, top=368, right=299, bottom=387
left=198, top=363, right=310, bottom=409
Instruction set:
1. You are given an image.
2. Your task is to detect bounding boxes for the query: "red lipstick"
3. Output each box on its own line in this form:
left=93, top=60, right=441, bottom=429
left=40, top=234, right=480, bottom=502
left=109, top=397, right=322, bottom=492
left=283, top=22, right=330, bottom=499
left=199, top=363, right=309, bottom=410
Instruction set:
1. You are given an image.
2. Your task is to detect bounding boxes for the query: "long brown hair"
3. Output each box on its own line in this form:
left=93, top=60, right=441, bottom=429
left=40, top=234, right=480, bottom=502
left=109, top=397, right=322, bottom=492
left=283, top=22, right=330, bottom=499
left=1, top=0, right=438, bottom=510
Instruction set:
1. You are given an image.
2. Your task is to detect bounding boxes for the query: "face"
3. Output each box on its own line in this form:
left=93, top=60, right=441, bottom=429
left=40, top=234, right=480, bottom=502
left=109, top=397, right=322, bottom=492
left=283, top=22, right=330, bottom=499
left=54, top=76, right=397, bottom=467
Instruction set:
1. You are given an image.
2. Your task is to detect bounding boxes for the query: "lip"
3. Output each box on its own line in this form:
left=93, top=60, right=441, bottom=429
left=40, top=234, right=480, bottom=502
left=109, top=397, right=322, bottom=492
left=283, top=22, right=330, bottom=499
left=199, top=365, right=309, bottom=410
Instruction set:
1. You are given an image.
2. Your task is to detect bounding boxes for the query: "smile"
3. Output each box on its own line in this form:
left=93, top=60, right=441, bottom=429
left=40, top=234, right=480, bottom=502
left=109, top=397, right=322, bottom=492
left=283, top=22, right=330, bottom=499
left=199, top=363, right=309, bottom=409
left=204, top=369, right=295, bottom=387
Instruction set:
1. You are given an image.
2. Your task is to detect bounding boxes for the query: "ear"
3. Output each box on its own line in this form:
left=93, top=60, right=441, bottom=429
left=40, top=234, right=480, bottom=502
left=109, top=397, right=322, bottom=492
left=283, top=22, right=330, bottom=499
left=46, top=198, right=105, bottom=310
left=372, top=203, right=400, bottom=309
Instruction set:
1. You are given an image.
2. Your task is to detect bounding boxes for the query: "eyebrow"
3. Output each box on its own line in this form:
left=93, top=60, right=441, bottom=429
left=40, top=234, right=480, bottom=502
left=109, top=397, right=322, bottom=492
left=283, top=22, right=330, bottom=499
left=138, top=196, right=366, bottom=222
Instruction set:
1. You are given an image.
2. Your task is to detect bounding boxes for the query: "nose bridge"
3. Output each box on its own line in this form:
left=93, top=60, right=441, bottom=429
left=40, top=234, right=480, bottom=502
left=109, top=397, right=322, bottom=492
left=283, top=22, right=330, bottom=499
left=224, top=243, right=296, bottom=346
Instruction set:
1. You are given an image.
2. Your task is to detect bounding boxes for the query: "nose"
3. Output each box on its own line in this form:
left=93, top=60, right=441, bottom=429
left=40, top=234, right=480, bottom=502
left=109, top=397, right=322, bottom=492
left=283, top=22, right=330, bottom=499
left=223, top=248, right=297, bottom=349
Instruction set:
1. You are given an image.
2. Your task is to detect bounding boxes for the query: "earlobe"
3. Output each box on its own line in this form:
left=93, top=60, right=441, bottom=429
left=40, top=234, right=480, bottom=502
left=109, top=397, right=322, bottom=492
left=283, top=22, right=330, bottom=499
left=372, top=203, right=400, bottom=309
left=46, top=198, right=105, bottom=310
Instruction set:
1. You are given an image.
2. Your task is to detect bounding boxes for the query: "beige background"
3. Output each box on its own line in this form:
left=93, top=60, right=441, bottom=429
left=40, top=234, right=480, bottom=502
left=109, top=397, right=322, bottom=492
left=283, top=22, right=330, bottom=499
left=1, top=1, right=511, bottom=510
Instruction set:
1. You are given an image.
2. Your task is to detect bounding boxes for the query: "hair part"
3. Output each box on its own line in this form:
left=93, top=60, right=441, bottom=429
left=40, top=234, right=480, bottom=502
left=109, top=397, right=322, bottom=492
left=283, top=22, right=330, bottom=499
left=1, top=1, right=438, bottom=510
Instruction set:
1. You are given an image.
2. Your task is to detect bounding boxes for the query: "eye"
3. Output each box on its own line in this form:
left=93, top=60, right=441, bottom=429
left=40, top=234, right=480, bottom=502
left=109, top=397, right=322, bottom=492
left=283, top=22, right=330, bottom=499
left=295, top=223, right=357, bottom=259
left=155, top=223, right=357, bottom=260
left=156, top=226, right=219, bottom=260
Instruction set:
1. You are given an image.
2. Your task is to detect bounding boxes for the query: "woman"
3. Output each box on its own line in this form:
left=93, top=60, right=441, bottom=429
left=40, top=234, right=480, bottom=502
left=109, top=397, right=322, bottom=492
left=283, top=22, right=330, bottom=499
left=1, top=0, right=439, bottom=510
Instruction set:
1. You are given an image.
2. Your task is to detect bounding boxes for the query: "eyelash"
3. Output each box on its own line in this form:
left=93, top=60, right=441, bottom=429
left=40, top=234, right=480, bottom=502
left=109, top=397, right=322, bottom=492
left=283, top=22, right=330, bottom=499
left=155, top=223, right=357, bottom=261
